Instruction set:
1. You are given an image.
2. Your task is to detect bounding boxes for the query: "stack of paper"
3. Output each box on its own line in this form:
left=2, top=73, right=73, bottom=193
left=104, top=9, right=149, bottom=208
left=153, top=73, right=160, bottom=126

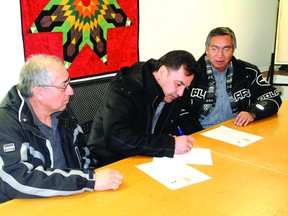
left=136, top=148, right=212, bottom=190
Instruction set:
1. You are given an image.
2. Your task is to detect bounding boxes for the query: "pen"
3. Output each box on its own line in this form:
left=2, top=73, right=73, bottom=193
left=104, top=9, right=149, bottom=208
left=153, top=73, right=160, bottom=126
left=177, top=126, right=184, bottom=136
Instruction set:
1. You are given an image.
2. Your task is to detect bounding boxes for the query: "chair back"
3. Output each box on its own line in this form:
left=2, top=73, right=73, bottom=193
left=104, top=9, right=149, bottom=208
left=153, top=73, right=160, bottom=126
left=69, top=74, right=115, bottom=144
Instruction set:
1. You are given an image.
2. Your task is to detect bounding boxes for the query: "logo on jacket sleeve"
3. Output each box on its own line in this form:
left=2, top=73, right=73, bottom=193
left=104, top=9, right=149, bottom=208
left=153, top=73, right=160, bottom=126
left=258, top=89, right=280, bottom=100
left=3, top=143, right=16, bottom=152
left=233, top=89, right=251, bottom=102
left=190, top=88, right=207, bottom=99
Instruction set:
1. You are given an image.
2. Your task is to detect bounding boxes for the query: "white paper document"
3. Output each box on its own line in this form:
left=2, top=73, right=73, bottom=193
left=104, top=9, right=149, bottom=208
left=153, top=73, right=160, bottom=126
left=136, top=161, right=211, bottom=190
left=153, top=148, right=213, bottom=165
left=200, top=125, right=263, bottom=147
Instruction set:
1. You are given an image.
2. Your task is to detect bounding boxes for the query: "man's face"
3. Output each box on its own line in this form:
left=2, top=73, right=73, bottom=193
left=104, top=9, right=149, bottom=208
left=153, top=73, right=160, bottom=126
left=206, top=35, right=234, bottom=73
left=157, top=65, right=194, bottom=103
left=41, top=64, right=74, bottom=114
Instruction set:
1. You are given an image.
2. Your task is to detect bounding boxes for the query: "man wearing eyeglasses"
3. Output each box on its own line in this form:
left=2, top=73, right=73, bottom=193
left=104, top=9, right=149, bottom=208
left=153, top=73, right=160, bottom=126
left=187, top=27, right=282, bottom=129
left=0, top=54, right=123, bottom=203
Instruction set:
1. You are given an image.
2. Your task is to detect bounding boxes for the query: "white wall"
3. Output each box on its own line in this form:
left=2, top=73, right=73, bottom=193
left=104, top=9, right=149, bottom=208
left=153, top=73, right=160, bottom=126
left=0, top=1, right=24, bottom=100
left=139, top=0, right=277, bottom=66
left=0, top=0, right=278, bottom=100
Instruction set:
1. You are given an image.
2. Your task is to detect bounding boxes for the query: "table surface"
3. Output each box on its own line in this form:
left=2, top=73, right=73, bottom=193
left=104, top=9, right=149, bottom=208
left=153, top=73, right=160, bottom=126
left=1, top=100, right=288, bottom=216
left=195, top=99, right=288, bottom=175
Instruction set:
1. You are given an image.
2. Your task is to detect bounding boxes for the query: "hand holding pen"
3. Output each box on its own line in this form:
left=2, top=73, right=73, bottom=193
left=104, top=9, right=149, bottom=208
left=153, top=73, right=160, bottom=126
left=174, top=127, right=194, bottom=154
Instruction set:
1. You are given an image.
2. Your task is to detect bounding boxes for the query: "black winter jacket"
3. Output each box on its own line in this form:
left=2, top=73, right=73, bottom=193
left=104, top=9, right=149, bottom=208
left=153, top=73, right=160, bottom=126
left=88, top=60, right=202, bottom=167
left=188, top=54, right=282, bottom=123
left=0, top=86, right=95, bottom=203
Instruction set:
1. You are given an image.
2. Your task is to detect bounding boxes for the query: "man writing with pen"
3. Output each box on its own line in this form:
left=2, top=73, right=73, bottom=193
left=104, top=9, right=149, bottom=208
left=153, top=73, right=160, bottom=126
left=87, top=50, right=203, bottom=168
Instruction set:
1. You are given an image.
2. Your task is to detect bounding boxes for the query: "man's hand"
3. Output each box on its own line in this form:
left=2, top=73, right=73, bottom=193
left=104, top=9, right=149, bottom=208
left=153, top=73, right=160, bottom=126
left=174, top=135, right=194, bottom=154
left=234, top=111, right=255, bottom=126
left=94, top=168, right=124, bottom=191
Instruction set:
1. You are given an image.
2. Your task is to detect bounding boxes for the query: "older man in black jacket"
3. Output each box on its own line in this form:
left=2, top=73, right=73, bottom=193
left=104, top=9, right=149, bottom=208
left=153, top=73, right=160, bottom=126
left=0, top=54, right=123, bottom=203
left=187, top=27, right=282, bottom=129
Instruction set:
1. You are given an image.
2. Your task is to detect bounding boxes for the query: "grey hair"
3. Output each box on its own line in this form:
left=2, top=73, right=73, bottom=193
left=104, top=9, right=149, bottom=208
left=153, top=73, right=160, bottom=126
left=18, top=54, right=63, bottom=97
left=205, top=27, right=237, bottom=50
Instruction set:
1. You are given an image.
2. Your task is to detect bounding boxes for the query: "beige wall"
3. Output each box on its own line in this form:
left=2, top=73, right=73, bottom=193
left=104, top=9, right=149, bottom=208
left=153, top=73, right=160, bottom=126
left=0, top=0, right=278, bottom=99
left=139, top=0, right=277, bottom=68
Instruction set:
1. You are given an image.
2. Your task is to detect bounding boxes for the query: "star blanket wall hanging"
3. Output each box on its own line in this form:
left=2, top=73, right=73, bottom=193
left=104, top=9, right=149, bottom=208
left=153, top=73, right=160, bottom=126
left=20, top=0, right=139, bottom=78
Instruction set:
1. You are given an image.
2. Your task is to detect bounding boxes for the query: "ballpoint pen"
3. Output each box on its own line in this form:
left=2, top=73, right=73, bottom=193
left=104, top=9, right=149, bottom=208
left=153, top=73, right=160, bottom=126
left=177, top=126, right=184, bottom=136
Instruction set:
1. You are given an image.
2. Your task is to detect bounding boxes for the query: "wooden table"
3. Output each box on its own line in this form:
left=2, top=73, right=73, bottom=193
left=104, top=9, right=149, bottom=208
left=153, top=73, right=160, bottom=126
left=1, top=100, right=288, bottom=216
left=195, top=99, right=288, bottom=175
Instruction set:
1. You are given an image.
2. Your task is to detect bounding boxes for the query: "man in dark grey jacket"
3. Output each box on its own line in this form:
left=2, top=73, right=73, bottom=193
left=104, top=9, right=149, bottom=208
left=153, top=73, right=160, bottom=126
left=88, top=50, right=202, bottom=167
left=187, top=27, right=282, bottom=129
left=0, top=54, right=123, bottom=203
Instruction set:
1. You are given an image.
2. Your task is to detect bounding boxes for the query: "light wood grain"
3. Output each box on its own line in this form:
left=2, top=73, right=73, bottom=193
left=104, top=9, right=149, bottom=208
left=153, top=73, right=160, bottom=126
left=194, top=99, right=288, bottom=175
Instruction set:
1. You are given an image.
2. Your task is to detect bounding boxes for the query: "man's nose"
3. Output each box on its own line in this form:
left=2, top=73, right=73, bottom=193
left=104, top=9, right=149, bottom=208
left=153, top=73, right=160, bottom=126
left=177, top=87, right=185, bottom=97
left=66, top=84, right=74, bottom=96
left=216, top=49, right=225, bottom=57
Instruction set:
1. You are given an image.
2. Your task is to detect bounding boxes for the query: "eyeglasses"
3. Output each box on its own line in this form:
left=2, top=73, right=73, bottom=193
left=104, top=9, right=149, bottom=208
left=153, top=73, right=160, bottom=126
left=39, top=78, right=71, bottom=91
left=208, top=46, right=233, bottom=55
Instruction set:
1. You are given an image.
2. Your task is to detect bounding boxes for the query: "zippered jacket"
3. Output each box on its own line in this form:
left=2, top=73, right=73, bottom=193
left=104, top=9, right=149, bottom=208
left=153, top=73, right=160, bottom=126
left=0, top=86, right=95, bottom=203
left=88, top=59, right=202, bottom=167
left=188, top=54, right=282, bottom=122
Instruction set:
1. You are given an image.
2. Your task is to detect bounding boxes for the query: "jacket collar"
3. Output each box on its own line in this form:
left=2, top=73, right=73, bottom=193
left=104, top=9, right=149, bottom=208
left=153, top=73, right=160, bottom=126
left=0, top=85, right=32, bottom=124
left=117, top=60, right=165, bottom=109
left=142, top=60, right=165, bottom=108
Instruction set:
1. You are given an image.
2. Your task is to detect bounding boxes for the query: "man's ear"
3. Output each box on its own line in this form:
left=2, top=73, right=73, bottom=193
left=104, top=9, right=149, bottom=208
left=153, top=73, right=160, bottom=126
left=157, top=65, right=167, bottom=77
left=32, top=86, right=44, bottom=100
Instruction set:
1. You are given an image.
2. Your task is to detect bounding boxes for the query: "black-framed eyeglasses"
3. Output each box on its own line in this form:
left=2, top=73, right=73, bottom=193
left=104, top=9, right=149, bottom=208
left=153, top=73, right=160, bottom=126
left=39, top=78, right=71, bottom=91
left=208, top=46, right=233, bottom=55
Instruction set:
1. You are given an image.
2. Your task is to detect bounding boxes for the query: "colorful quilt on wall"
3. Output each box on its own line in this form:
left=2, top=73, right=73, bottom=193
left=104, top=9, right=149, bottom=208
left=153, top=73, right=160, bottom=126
left=20, top=0, right=139, bottom=78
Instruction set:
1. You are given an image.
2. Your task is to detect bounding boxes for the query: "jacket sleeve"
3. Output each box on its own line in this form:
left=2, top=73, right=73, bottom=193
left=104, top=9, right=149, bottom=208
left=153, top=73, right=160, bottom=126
left=0, top=109, right=95, bottom=203
left=240, top=66, right=282, bottom=120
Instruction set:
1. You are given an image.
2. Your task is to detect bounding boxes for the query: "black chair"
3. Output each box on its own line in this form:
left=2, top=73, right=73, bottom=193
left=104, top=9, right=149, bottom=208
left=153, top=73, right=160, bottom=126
left=69, top=74, right=115, bottom=144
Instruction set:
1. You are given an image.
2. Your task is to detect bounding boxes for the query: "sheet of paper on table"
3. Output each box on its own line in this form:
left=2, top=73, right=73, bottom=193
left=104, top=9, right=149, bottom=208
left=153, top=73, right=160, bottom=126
left=200, top=125, right=263, bottom=147
left=153, top=148, right=213, bottom=166
left=136, top=161, right=211, bottom=190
